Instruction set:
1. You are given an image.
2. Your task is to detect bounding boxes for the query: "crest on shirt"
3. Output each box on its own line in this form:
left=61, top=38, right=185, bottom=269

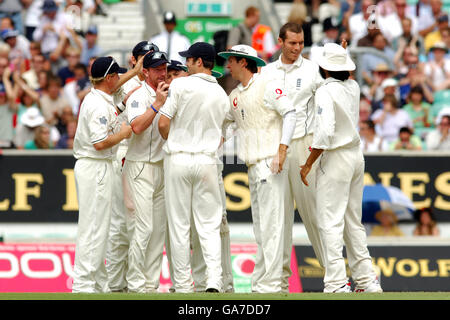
left=99, top=116, right=107, bottom=125
left=131, top=100, right=139, bottom=108
left=318, top=106, right=323, bottom=115
left=296, top=78, right=302, bottom=89
left=233, top=97, right=238, bottom=109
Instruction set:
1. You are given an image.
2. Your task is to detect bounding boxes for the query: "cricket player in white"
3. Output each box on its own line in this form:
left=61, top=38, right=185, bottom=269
left=123, top=51, right=170, bottom=293
left=261, top=23, right=325, bottom=292
left=106, top=41, right=158, bottom=293
left=158, top=42, right=229, bottom=293
left=218, top=45, right=296, bottom=293
left=300, top=43, right=382, bottom=293
left=72, top=56, right=132, bottom=293
left=164, top=61, right=234, bottom=293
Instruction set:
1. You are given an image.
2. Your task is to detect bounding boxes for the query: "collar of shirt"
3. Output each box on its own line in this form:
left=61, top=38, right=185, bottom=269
left=322, top=77, right=341, bottom=86
left=275, top=54, right=303, bottom=70
left=143, top=81, right=157, bottom=97
left=190, top=73, right=217, bottom=83
left=91, top=88, right=114, bottom=105
left=237, top=73, right=259, bottom=92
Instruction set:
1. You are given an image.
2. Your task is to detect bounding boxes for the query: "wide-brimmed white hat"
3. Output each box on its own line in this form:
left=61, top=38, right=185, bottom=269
left=21, top=107, right=45, bottom=128
left=218, top=44, right=266, bottom=67
left=314, top=43, right=355, bottom=72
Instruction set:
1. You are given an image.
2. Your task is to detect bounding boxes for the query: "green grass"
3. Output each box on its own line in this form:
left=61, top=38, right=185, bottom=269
left=1, top=292, right=450, bottom=300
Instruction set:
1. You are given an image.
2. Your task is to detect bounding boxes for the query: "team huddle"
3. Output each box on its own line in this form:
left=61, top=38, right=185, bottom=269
left=71, top=22, right=383, bottom=294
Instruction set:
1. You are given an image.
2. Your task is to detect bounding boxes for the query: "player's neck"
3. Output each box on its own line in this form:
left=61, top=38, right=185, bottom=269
left=94, top=83, right=113, bottom=95
left=240, top=70, right=254, bottom=87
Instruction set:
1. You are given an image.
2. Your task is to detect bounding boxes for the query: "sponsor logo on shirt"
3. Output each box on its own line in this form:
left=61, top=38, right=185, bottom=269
left=275, top=88, right=286, bottom=100
left=233, top=97, right=238, bottom=109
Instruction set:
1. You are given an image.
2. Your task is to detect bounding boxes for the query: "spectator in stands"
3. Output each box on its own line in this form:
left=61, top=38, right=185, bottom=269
left=371, top=78, right=401, bottom=113
left=359, top=119, right=389, bottom=152
left=23, top=0, right=44, bottom=42
left=409, top=0, right=433, bottom=36
left=392, top=0, right=419, bottom=36
left=149, top=10, right=191, bottom=63
left=392, top=17, right=425, bottom=60
left=360, top=33, right=396, bottom=79
left=64, top=62, right=89, bottom=115
left=75, top=62, right=92, bottom=107
left=227, top=6, right=258, bottom=50
left=389, top=126, right=423, bottom=150
left=21, top=53, right=48, bottom=91
left=413, top=207, right=440, bottom=236
left=424, top=13, right=449, bottom=53
left=32, top=0, right=72, bottom=59
left=24, top=124, right=54, bottom=149
left=398, top=62, right=434, bottom=105
left=56, top=118, right=77, bottom=149
left=424, top=42, right=450, bottom=91
left=0, top=18, right=31, bottom=60
left=0, top=0, right=24, bottom=35
left=403, top=85, right=434, bottom=132
left=13, top=106, right=45, bottom=149
left=425, top=115, right=450, bottom=150
left=57, top=46, right=81, bottom=85
left=315, top=16, right=341, bottom=46
left=359, top=97, right=372, bottom=125
left=39, top=74, right=71, bottom=125
left=347, top=0, right=375, bottom=47
left=0, top=81, right=16, bottom=149
left=356, top=18, right=382, bottom=47
left=80, top=25, right=102, bottom=66
left=371, top=93, right=413, bottom=144
left=361, top=63, right=395, bottom=109
left=37, top=70, right=52, bottom=96
left=12, top=71, right=40, bottom=124
left=370, top=209, right=405, bottom=236
left=418, top=0, right=446, bottom=38
left=55, top=105, right=75, bottom=136
left=0, top=56, right=9, bottom=91
left=286, top=0, right=315, bottom=48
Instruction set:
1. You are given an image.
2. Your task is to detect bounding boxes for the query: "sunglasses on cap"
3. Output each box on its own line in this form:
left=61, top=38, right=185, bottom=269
left=103, top=58, right=118, bottom=77
left=142, top=42, right=159, bottom=53
left=151, top=51, right=169, bottom=61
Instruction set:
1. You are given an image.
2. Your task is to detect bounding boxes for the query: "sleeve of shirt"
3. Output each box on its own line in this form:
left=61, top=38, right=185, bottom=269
left=263, top=79, right=296, bottom=116
left=126, top=93, right=146, bottom=124
left=311, top=88, right=335, bottom=150
left=89, top=105, right=110, bottom=144
left=159, top=81, right=178, bottom=119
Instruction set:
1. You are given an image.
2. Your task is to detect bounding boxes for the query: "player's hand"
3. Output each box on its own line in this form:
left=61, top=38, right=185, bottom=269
left=120, top=122, right=133, bottom=139
left=133, top=50, right=151, bottom=75
left=154, top=81, right=170, bottom=108
left=300, top=163, right=311, bottom=186
left=270, top=145, right=287, bottom=174
left=341, top=38, right=348, bottom=49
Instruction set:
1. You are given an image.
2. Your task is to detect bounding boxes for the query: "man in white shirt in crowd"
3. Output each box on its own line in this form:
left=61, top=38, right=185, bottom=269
left=260, top=22, right=325, bottom=293
left=122, top=50, right=170, bottom=293
left=105, top=41, right=158, bottom=293
left=218, top=44, right=296, bottom=293
left=426, top=115, right=450, bottom=150
left=72, top=56, right=133, bottom=293
left=150, top=11, right=191, bottom=63
left=158, top=42, right=229, bottom=293
left=300, top=43, right=382, bottom=294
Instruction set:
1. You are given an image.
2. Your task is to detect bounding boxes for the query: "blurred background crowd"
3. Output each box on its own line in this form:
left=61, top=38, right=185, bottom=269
left=0, top=0, right=448, bottom=153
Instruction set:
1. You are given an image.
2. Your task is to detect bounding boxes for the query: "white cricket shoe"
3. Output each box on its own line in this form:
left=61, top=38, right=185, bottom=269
left=332, top=282, right=352, bottom=293
left=354, top=278, right=383, bottom=293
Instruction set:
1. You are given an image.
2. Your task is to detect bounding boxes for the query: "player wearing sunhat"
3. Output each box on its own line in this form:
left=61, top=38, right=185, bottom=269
left=158, top=42, right=229, bottom=293
left=218, top=44, right=296, bottom=293
left=300, top=42, right=382, bottom=293
left=72, top=56, right=133, bottom=293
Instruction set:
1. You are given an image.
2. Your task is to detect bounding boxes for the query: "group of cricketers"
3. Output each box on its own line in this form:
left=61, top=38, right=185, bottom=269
left=71, top=21, right=383, bottom=294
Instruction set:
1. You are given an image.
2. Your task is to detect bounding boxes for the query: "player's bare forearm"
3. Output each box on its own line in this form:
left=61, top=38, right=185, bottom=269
left=131, top=108, right=158, bottom=135
left=94, top=123, right=132, bottom=150
left=158, top=114, right=171, bottom=140
left=300, top=148, right=323, bottom=186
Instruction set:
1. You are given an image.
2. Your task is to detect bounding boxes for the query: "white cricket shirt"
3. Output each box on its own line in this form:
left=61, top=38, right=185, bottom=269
left=73, top=88, right=118, bottom=160
left=159, top=73, right=230, bottom=156
left=125, top=82, right=165, bottom=163
left=261, top=55, right=323, bottom=139
left=312, top=78, right=361, bottom=151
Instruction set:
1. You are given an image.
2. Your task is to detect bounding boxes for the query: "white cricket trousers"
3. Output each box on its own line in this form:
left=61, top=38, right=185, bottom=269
left=122, top=160, right=166, bottom=293
left=106, top=145, right=129, bottom=291
left=283, top=135, right=325, bottom=292
left=164, top=153, right=223, bottom=293
left=315, top=146, right=378, bottom=293
left=72, top=158, right=113, bottom=293
left=190, top=163, right=234, bottom=293
left=248, top=158, right=288, bottom=293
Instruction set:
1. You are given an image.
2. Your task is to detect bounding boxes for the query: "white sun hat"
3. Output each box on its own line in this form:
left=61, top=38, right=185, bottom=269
left=315, top=43, right=355, bottom=72
left=217, top=44, right=266, bottom=67
left=21, top=107, right=45, bottom=128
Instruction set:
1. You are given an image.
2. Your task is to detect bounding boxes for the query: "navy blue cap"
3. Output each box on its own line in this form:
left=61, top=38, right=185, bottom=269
left=42, top=0, right=58, bottom=12
left=167, top=60, right=187, bottom=72
left=132, top=41, right=159, bottom=60
left=143, top=51, right=169, bottom=68
left=91, top=56, right=127, bottom=78
left=323, top=17, right=340, bottom=32
left=163, top=11, right=176, bottom=24
left=179, top=42, right=216, bottom=63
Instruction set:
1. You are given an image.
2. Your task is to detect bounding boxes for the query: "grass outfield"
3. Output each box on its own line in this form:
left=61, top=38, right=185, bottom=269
left=1, top=292, right=450, bottom=300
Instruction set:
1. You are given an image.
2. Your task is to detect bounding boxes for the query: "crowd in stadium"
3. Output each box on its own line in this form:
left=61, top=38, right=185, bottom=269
left=0, top=0, right=448, bottom=151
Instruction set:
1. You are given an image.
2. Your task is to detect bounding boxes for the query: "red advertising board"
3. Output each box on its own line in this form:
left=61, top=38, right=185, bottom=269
left=0, top=243, right=301, bottom=293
